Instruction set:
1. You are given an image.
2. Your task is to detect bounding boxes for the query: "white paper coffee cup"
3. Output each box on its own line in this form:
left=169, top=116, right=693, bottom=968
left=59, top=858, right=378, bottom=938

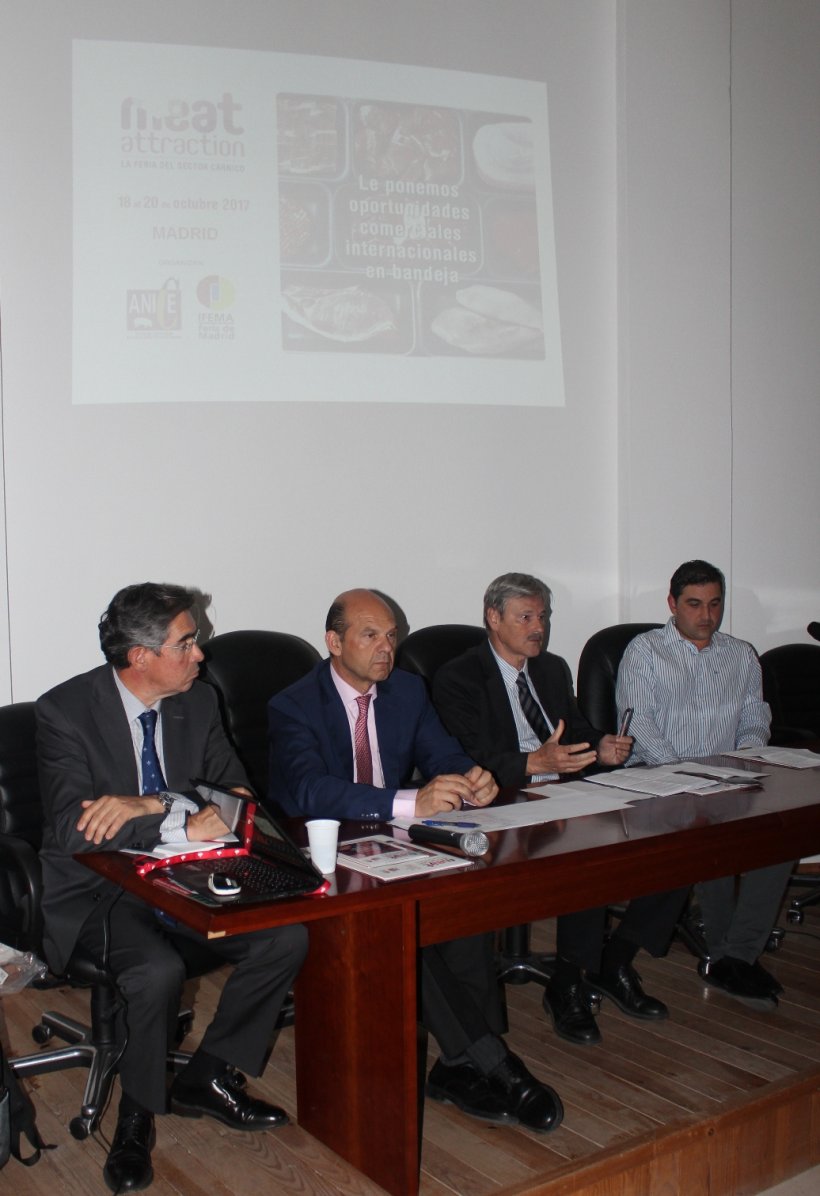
left=306, top=819, right=340, bottom=874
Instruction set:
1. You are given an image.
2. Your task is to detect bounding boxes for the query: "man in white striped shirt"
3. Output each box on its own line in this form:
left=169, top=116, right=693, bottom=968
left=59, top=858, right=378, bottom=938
left=616, top=559, right=792, bottom=1004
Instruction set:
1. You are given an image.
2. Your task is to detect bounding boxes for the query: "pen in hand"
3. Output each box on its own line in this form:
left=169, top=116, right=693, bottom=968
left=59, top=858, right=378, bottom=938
left=618, top=708, right=634, bottom=737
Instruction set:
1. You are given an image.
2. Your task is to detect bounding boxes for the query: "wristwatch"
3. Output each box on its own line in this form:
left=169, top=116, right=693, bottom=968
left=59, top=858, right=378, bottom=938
left=157, top=791, right=175, bottom=814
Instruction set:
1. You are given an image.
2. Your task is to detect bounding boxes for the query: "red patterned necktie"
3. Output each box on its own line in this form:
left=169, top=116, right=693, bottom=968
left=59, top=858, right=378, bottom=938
left=354, top=694, right=374, bottom=785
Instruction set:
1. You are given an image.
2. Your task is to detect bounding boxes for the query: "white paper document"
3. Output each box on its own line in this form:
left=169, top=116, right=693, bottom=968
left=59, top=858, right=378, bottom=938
left=584, top=763, right=765, bottom=798
left=727, top=746, right=820, bottom=770
left=336, top=835, right=473, bottom=881
left=392, top=785, right=630, bottom=834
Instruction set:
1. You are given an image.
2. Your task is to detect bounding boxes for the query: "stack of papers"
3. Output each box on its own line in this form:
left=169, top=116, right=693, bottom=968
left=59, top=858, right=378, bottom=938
left=389, top=758, right=773, bottom=836
left=585, top=763, right=766, bottom=799
left=727, top=746, right=820, bottom=769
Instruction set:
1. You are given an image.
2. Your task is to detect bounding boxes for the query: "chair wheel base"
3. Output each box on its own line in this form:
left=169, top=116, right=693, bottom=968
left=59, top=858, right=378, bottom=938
left=766, top=928, right=785, bottom=952
left=496, top=955, right=555, bottom=988
left=69, top=1116, right=93, bottom=1140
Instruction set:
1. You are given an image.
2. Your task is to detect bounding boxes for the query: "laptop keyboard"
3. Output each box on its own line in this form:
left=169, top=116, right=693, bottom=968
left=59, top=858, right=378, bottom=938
left=212, top=855, right=316, bottom=897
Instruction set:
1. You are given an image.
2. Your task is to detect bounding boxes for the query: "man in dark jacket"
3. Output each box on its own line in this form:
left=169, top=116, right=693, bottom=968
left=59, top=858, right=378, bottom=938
left=433, top=573, right=687, bottom=1046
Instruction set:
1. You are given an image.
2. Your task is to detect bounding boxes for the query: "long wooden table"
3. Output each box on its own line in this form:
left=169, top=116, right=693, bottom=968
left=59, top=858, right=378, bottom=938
left=81, top=756, right=820, bottom=1196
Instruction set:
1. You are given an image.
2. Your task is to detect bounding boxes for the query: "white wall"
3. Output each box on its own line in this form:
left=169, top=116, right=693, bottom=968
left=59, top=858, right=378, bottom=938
left=730, top=0, right=820, bottom=646
left=617, top=0, right=733, bottom=613
left=0, top=1, right=817, bottom=704
left=618, top=0, right=820, bottom=644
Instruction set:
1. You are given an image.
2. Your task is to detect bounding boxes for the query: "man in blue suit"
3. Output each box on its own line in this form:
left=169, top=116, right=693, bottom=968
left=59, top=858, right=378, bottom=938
left=268, top=588, right=563, bottom=1134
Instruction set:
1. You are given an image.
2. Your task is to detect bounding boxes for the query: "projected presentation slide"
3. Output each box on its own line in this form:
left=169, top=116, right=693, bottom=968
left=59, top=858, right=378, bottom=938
left=73, top=40, right=564, bottom=406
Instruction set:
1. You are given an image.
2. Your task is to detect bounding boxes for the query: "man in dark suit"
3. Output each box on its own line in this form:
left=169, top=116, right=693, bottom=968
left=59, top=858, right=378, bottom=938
left=433, top=573, right=688, bottom=1047
left=268, top=587, right=563, bottom=1134
left=37, top=583, right=306, bottom=1193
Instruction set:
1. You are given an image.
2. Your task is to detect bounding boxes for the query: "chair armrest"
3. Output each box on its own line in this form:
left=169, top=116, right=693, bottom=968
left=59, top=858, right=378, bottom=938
left=0, top=831, right=43, bottom=951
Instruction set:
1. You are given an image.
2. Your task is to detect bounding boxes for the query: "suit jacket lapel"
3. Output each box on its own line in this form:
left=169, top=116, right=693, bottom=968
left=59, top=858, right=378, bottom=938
left=528, top=654, right=564, bottom=728
left=160, top=692, right=192, bottom=788
left=318, top=661, right=355, bottom=780
left=91, top=667, right=141, bottom=794
left=372, top=675, right=402, bottom=787
left=479, top=640, right=522, bottom=745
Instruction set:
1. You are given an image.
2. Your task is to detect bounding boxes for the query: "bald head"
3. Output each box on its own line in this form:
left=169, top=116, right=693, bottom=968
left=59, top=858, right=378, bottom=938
left=325, top=589, right=397, bottom=693
left=325, top=589, right=390, bottom=637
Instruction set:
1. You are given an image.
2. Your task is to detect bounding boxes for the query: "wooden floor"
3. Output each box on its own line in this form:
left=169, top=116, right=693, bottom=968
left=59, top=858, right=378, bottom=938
left=4, top=901, right=820, bottom=1196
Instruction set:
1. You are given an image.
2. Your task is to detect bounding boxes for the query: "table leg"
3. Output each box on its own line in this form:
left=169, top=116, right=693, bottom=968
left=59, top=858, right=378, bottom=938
left=294, top=899, right=421, bottom=1196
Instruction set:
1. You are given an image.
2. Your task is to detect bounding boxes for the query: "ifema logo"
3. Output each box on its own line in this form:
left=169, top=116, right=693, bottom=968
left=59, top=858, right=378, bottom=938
left=126, top=278, right=182, bottom=334
left=197, top=276, right=236, bottom=340
left=197, top=276, right=235, bottom=310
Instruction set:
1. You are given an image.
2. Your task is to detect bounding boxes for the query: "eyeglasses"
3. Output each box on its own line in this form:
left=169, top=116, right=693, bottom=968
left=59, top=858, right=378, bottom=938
left=159, top=629, right=201, bottom=655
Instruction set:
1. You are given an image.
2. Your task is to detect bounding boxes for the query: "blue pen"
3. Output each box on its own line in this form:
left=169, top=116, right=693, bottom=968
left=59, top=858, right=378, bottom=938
left=422, top=819, right=481, bottom=829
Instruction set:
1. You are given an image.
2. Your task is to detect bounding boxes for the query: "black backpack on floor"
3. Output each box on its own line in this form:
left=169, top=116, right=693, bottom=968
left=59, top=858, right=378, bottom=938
left=1, top=1043, right=52, bottom=1168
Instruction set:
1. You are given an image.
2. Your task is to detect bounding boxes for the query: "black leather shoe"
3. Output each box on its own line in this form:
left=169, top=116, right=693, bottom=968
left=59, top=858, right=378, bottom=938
left=486, top=1053, right=564, bottom=1134
left=426, top=1059, right=512, bottom=1124
left=750, top=958, right=784, bottom=997
left=587, top=964, right=668, bottom=1020
left=170, top=1070, right=288, bottom=1131
left=103, top=1111, right=155, bottom=1193
left=543, top=980, right=601, bottom=1045
left=699, top=956, right=778, bottom=1004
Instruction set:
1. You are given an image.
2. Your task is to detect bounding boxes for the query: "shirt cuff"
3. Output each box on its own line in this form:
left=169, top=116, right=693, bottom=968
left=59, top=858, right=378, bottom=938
left=392, top=791, right=418, bottom=820
left=159, top=793, right=201, bottom=842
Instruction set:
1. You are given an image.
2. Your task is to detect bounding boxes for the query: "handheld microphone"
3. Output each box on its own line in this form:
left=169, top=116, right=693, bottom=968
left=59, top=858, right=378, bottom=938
left=807, top=622, right=820, bottom=642
left=408, top=823, right=489, bottom=857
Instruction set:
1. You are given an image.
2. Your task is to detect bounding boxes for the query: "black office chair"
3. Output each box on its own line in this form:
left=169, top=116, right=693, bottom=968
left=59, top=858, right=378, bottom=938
left=202, top=630, right=321, bottom=1032
left=760, top=643, right=820, bottom=746
left=203, top=629, right=321, bottom=798
left=1, top=702, right=223, bottom=1141
left=575, top=622, right=710, bottom=962
left=576, top=622, right=662, bottom=732
left=760, top=640, right=820, bottom=924
left=0, top=703, right=41, bottom=953
left=395, top=623, right=486, bottom=689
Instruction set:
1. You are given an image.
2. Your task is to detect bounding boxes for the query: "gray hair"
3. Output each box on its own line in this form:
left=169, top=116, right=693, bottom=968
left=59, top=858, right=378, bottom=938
left=99, top=582, right=197, bottom=668
left=483, top=573, right=552, bottom=627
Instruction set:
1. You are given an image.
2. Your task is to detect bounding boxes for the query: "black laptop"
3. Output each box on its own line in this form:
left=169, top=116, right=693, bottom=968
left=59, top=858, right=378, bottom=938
left=134, top=779, right=329, bottom=905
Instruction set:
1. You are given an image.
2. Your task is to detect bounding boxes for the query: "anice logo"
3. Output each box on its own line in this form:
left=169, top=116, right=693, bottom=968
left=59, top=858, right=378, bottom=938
left=126, top=278, right=182, bottom=335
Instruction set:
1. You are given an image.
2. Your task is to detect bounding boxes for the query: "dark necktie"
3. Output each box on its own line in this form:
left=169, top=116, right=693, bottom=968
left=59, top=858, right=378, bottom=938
left=139, top=709, right=167, bottom=794
left=516, top=672, right=551, bottom=743
left=354, top=694, right=374, bottom=785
